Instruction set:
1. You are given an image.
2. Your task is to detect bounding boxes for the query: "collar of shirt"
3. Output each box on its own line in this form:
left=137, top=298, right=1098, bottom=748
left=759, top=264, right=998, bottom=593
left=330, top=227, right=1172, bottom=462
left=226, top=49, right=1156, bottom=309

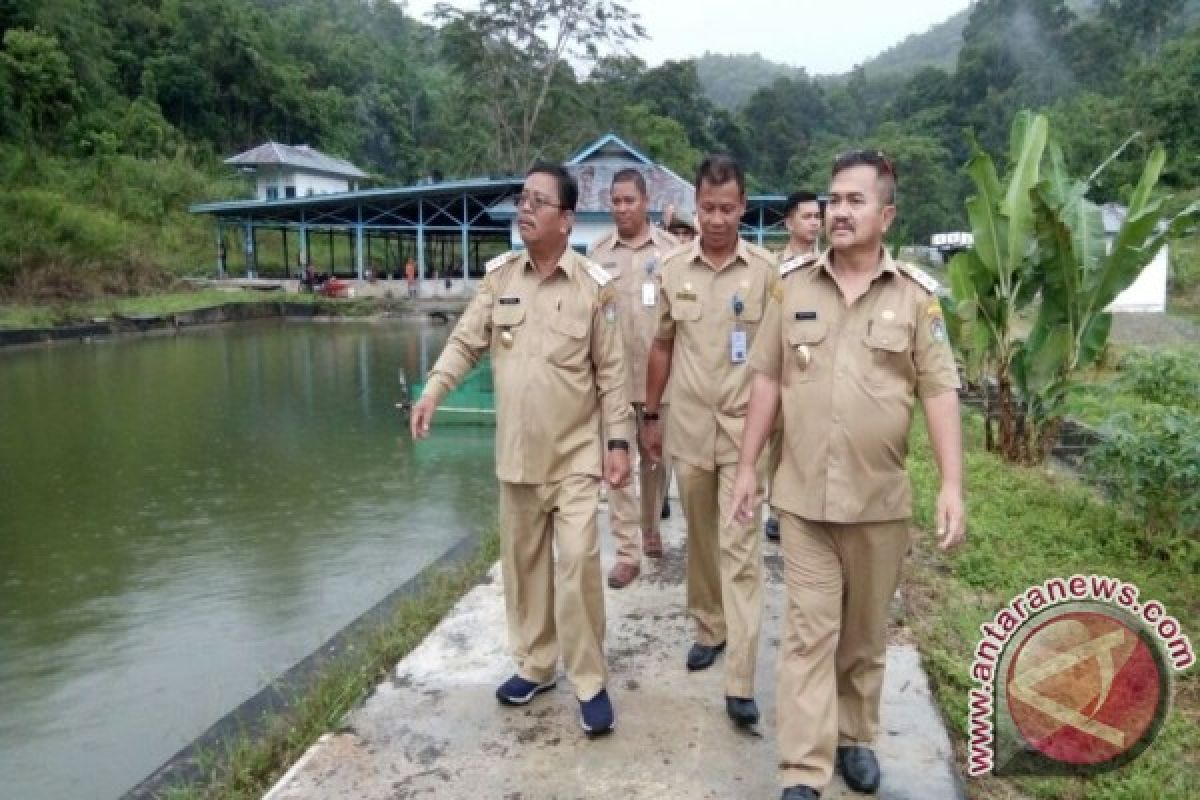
left=689, top=237, right=752, bottom=272
left=519, top=247, right=577, bottom=281
left=819, top=246, right=898, bottom=285
left=782, top=242, right=818, bottom=261
left=613, top=226, right=655, bottom=251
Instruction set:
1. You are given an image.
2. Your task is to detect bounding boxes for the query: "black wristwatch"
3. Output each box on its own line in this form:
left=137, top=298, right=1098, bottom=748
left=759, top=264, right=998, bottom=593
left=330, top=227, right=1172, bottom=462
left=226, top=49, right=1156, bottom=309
left=607, top=439, right=630, bottom=452
left=641, top=411, right=660, bottom=422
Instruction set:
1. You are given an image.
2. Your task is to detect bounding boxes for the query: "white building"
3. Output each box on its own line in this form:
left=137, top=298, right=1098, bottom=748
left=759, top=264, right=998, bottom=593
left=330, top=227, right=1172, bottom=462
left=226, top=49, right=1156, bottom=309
left=1103, top=203, right=1169, bottom=313
left=225, top=142, right=368, bottom=201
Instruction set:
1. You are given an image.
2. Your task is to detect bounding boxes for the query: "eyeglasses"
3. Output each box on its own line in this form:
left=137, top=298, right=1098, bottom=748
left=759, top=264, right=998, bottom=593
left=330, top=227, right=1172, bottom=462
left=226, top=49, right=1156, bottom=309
left=833, top=149, right=897, bottom=181
left=516, top=191, right=564, bottom=212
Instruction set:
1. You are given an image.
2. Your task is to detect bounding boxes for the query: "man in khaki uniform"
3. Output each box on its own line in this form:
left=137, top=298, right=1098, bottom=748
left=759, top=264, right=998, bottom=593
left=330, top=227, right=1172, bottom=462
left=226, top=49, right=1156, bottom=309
left=731, top=151, right=966, bottom=799
left=411, top=162, right=633, bottom=735
left=589, top=168, right=678, bottom=589
left=765, top=190, right=824, bottom=542
left=643, top=154, right=776, bottom=728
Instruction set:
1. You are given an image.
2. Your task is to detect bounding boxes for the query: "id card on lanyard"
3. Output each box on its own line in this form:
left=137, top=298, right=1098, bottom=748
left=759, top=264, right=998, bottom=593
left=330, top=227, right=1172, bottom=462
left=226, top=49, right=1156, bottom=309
left=642, top=253, right=659, bottom=307
left=730, top=293, right=747, bottom=363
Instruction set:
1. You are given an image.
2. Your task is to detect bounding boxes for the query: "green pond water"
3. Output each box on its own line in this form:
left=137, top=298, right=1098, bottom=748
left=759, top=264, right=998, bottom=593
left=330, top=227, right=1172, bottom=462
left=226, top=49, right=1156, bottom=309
left=0, top=319, right=497, bottom=799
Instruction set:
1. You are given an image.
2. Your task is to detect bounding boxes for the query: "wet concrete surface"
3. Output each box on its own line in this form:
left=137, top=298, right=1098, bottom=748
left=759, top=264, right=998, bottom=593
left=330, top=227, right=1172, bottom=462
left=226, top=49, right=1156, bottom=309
left=265, top=498, right=964, bottom=800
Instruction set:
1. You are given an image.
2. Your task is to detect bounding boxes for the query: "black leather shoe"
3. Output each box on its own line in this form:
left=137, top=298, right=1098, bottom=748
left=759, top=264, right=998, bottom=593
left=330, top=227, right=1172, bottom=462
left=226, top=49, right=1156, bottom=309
left=725, top=695, right=759, bottom=726
left=837, top=745, right=881, bottom=793
left=781, top=787, right=820, bottom=800
left=685, top=641, right=725, bottom=671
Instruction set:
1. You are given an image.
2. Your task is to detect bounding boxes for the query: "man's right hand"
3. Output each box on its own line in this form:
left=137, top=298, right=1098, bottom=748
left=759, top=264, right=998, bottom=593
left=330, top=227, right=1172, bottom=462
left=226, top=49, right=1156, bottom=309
left=729, top=464, right=758, bottom=525
left=410, top=395, right=436, bottom=439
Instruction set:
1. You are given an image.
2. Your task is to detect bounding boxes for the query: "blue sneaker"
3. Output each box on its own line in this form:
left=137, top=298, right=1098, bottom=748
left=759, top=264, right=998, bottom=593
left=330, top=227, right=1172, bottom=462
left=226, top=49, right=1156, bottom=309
left=579, top=688, right=615, bottom=734
left=495, top=674, right=556, bottom=706
left=765, top=517, right=780, bottom=541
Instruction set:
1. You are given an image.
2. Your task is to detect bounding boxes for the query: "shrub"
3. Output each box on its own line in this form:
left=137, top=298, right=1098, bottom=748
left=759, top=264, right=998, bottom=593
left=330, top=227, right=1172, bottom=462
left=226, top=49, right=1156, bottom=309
left=1087, top=404, right=1200, bottom=561
left=1115, top=348, right=1200, bottom=410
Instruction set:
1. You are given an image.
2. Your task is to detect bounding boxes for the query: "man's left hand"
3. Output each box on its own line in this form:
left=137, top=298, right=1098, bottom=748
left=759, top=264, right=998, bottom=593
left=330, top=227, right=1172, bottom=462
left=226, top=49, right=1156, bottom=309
left=935, top=484, right=966, bottom=551
left=605, top=449, right=631, bottom=489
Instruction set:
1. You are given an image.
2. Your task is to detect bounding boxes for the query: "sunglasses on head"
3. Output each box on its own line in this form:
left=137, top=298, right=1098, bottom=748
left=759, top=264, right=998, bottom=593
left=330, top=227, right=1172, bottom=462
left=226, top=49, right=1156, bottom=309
left=833, top=149, right=897, bottom=181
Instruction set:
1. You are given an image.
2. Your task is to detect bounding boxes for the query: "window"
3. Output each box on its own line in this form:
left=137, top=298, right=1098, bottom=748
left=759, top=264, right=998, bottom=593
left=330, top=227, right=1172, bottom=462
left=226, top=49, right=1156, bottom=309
left=306, top=188, right=314, bottom=196
left=265, top=187, right=279, bottom=200
left=285, top=186, right=296, bottom=198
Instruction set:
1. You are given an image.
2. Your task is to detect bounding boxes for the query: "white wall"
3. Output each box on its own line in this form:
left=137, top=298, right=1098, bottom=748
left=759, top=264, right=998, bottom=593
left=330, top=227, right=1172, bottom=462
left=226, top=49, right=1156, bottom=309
left=255, top=168, right=352, bottom=200
left=1109, top=244, right=1169, bottom=313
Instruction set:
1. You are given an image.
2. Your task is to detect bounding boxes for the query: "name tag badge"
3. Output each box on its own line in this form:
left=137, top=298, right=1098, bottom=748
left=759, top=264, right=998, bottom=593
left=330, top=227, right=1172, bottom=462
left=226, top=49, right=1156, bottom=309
left=498, top=296, right=521, bottom=306
left=642, top=282, right=657, bottom=307
left=794, top=310, right=817, bottom=320
left=731, top=330, right=748, bottom=364
left=676, top=290, right=697, bottom=302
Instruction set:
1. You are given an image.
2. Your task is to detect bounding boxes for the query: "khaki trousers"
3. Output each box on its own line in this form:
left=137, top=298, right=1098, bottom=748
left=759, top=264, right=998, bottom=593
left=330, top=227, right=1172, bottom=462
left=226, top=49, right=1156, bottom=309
left=675, top=460, right=764, bottom=697
left=766, top=426, right=783, bottom=513
left=777, top=513, right=910, bottom=790
left=609, top=405, right=670, bottom=565
left=498, top=475, right=607, bottom=701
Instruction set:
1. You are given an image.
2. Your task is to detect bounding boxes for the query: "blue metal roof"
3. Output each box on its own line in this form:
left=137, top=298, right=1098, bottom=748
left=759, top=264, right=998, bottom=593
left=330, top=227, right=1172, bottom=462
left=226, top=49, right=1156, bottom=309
left=190, top=176, right=524, bottom=215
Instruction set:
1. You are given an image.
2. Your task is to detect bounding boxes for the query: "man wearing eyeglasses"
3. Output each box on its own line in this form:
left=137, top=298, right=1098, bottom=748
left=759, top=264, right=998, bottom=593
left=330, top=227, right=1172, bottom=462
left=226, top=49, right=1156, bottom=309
left=642, top=154, right=777, bottom=729
left=729, top=151, right=965, bottom=799
left=588, top=168, right=679, bottom=590
left=411, top=162, right=633, bottom=736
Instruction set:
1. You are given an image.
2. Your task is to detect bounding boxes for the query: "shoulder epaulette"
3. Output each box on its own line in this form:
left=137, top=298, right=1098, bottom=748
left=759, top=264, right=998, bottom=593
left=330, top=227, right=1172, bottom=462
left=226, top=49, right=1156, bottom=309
left=581, top=256, right=613, bottom=287
left=591, top=229, right=617, bottom=252
left=779, top=254, right=818, bottom=278
left=744, top=241, right=775, bottom=263
left=897, top=262, right=941, bottom=294
left=485, top=252, right=519, bottom=274
left=662, top=241, right=693, bottom=263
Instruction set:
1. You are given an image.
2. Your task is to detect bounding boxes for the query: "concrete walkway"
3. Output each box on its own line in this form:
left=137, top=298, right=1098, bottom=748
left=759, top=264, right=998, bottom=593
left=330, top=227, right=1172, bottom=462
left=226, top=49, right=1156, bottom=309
left=265, top=500, right=963, bottom=800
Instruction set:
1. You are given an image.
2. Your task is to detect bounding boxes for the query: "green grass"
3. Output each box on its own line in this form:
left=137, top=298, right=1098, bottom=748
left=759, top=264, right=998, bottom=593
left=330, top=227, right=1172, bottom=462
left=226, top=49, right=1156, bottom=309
left=903, top=413, right=1199, bottom=800
left=0, top=289, right=316, bottom=329
left=157, top=530, right=499, bottom=800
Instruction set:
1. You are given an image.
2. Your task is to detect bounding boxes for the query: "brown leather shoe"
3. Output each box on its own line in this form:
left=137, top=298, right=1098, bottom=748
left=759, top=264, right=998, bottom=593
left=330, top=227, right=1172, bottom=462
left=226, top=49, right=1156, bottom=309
left=643, top=529, right=664, bottom=558
left=607, top=562, right=640, bottom=589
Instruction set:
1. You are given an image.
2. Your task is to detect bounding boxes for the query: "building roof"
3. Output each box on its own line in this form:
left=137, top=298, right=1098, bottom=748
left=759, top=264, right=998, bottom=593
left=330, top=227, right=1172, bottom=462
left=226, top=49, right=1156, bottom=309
left=189, top=176, right=523, bottom=216
left=224, top=142, right=369, bottom=179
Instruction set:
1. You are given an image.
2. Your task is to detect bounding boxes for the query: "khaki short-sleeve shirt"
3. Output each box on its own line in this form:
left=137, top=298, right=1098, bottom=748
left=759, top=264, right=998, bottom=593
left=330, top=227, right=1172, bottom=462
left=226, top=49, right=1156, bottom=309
left=589, top=226, right=678, bottom=403
left=423, top=249, right=634, bottom=484
left=749, top=249, right=959, bottom=523
left=655, top=239, right=779, bottom=470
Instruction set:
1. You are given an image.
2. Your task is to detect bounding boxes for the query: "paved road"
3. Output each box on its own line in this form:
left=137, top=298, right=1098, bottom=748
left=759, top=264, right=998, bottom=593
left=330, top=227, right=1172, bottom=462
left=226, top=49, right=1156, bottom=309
left=265, top=500, right=964, bottom=800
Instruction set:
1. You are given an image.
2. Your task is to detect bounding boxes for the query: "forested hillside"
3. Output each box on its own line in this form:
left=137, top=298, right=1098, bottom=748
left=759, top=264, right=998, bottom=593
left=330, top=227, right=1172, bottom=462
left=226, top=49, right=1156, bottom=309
left=1, top=0, right=1198, bottom=300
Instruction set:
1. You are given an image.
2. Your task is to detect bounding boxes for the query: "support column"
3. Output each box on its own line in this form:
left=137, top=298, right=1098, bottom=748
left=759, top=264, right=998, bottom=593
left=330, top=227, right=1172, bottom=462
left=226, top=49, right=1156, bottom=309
left=282, top=228, right=290, bottom=278
left=417, top=199, right=427, bottom=293
left=299, top=216, right=309, bottom=268
left=355, top=224, right=365, bottom=281
left=216, top=222, right=226, bottom=278
left=461, top=195, right=470, bottom=285
left=757, top=206, right=765, bottom=247
left=244, top=221, right=257, bottom=278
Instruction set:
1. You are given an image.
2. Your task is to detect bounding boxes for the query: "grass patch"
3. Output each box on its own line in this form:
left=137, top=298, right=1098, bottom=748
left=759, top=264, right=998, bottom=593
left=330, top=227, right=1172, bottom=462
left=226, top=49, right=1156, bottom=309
left=155, top=530, right=499, bottom=800
left=903, top=413, right=1199, bottom=800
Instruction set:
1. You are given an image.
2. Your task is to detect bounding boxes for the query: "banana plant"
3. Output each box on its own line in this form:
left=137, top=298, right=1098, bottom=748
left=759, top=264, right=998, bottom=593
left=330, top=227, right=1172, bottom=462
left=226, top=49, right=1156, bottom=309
left=947, top=110, right=1048, bottom=457
left=949, top=110, right=1200, bottom=464
left=1019, top=141, right=1200, bottom=461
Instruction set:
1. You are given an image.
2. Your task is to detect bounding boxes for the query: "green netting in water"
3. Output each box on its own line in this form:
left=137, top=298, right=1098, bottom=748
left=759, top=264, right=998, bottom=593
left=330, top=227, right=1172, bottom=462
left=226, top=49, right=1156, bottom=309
left=412, top=357, right=495, bottom=425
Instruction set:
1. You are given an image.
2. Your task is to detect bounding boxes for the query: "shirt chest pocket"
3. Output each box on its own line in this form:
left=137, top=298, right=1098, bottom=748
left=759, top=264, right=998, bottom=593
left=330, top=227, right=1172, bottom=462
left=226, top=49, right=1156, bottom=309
left=669, top=299, right=702, bottom=323
left=863, top=321, right=914, bottom=388
left=491, top=304, right=526, bottom=354
left=786, top=319, right=828, bottom=383
left=546, top=312, right=590, bottom=369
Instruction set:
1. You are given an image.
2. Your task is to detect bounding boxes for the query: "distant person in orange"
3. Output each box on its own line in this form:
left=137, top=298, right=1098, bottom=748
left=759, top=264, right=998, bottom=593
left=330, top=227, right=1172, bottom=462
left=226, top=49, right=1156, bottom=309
left=405, top=257, right=417, bottom=298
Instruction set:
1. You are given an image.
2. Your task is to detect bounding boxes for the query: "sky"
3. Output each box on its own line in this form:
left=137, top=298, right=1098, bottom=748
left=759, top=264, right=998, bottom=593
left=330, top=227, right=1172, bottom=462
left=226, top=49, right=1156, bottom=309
left=403, top=0, right=974, bottom=75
